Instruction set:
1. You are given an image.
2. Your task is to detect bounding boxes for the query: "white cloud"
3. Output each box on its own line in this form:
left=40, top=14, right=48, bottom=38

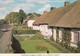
left=38, top=4, right=51, bottom=13
left=12, top=3, right=35, bottom=12
left=27, top=0, right=49, bottom=4
left=0, top=7, right=9, bottom=13
left=0, top=0, right=14, bottom=5
left=0, top=7, right=11, bottom=19
left=49, top=0, right=65, bottom=2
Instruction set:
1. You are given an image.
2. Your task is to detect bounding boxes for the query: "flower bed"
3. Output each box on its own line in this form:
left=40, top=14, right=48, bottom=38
left=36, top=45, right=48, bottom=51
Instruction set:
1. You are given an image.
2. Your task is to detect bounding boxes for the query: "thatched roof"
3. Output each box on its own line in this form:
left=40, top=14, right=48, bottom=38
left=23, top=13, right=38, bottom=24
left=33, top=7, right=63, bottom=26
left=26, top=13, right=38, bottom=21
left=33, top=12, right=48, bottom=25
left=33, top=1, right=80, bottom=28
left=39, top=7, right=63, bottom=24
left=49, top=1, right=80, bottom=28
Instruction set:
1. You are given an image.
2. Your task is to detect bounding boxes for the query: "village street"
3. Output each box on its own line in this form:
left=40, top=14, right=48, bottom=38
left=0, top=25, right=12, bottom=53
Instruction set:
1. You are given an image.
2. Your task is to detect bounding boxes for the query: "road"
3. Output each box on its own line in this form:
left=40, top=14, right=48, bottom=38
left=0, top=25, right=13, bottom=53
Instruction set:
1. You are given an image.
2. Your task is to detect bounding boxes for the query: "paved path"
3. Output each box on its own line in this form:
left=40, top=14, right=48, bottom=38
left=0, top=25, right=12, bottom=53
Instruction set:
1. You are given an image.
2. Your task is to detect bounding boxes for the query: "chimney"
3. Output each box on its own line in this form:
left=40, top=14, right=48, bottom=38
left=64, top=2, right=70, bottom=7
left=50, top=7, right=55, bottom=11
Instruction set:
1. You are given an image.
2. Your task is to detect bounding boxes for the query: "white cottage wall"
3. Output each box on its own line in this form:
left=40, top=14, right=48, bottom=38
left=39, top=25, right=52, bottom=39
left=52, top=28, right=57, bottom=41
left=28, top=20, right=35, bottom=28
left=33, top=26, right=40, bottom=30
left=59, top=28, right=63, bottom=42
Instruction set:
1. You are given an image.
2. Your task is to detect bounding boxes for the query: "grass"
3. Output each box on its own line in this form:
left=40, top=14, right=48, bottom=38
left=20, top=40, right=62, bottom=53
left=14, top=32, right=69, bottom=53
left=16, top=35, right=62, bottom=53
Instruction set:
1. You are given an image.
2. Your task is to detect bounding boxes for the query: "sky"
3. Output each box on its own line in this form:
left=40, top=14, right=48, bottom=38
left=0, top=0, right=77, bottom=19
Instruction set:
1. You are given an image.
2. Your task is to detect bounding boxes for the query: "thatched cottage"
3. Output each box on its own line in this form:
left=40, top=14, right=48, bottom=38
left=33, top=2, right=69, bottom=39
left=23, top=13, right=38, bottom=28
left=49, top=0, right=80, bottom=47
left=33, top=0, right=80, bottom=47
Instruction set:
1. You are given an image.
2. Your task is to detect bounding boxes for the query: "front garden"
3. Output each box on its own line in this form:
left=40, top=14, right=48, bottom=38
left=13, top=33, right=68, bottom=53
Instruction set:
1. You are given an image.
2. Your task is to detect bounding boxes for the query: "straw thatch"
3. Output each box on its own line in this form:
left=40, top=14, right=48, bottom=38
left=49, top=1, right=80, bottom=28
left=33, top=12, right=48, bottom=25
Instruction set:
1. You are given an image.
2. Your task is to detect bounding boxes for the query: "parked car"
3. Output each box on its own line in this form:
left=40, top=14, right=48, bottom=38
left=1, top=29, right=8, bottom=32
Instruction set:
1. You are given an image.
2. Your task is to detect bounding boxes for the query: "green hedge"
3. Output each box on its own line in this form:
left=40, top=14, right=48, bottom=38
left=12, top=29, right=39, bottom=34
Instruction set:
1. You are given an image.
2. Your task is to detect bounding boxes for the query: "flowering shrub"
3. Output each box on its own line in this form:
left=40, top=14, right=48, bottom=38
left=36, top=45, right=48, bottom=51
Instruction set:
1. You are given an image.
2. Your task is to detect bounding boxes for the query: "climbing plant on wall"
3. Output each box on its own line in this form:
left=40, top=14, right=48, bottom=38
left=61, top=29, right=71, bottom=49
left=56, top=29, right=59, bottom=43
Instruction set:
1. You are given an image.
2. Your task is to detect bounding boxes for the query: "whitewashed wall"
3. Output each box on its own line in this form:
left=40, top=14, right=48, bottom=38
left=32, top=25, right=40, bottom=30
left=28, top=20, right=35, bottom=28
left=59, top=28, right=63, bottom=42
left=52, top=28, right=57, bottom=41
left=39, top=25, right=52, bottom=39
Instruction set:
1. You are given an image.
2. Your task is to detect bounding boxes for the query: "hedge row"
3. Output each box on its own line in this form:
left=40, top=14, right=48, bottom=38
left=12, top=29, right=39, bottom=34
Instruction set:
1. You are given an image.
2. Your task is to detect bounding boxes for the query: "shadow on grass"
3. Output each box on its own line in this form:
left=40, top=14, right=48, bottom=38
left=11, top=36, right=25, bottom=53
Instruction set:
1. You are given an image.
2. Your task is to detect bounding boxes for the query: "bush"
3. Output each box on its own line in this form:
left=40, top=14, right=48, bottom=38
left=61, top=29, right=71, bottom=49
left=12, top=29, right=39, bottom=34
left=31, top=32, right=44, bottom=40
left=50, top=36, right=54, bottom=41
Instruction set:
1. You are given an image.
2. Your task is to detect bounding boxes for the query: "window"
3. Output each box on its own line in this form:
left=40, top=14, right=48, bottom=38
left=74, top=32, right=80, bottom=44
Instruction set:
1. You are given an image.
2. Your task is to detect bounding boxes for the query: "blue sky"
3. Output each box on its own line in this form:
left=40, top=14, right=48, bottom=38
left=0, top=0, right=77, bottom=19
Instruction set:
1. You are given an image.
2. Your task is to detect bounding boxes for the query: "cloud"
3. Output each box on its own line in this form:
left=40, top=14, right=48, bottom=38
left=38, top=4, right=51, bottom=13
left=0, top=0, right=14, bottom=5
left=27, top=0, right=49, bottom=4
left=49, top=0, right=65, bottom=2
left=0, top=7, right=10, bottom=19
left=0, top=7, right=10, bottom=13
left=12, top=3, right=35, bottom=12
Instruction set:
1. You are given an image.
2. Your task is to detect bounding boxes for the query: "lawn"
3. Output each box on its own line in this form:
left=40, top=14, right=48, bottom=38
left=20, top=40, right=62, bottom=53
left=18, top=35, right=62, bottom=53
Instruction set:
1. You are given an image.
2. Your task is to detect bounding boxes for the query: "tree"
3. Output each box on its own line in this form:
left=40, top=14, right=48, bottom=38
left=0, top=19, right=7, bottom=25
left=19, top=9, right=26, bottom=24
left=5, top=12, right=20, bottom=24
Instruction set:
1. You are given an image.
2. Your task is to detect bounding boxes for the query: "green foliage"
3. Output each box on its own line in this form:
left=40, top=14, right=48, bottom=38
left=5, top=9, right=26, bottom=25
left=56, top=29, right=59, bottom=43
left=0, top=19, right=7, bottom=25
left=61, top=29, right=71, bottom=48
left=50, top=36, right=54, bottom=41
left=5, top=12, right=20, bottom=24
left=76, top=41, right=80, bottom=52
left=12, top=29, right=39, bottom=34
left=18, top=35, right=62, bottom=53
left=31, top=32, right=44, bottom=40
left=19, top=9, right=26, bottom=24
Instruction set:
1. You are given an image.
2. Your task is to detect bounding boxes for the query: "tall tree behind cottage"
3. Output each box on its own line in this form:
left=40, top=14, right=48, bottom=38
left=19, top=9, right=26, bottom=24
left=5, top=9, right=26, bottom=25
